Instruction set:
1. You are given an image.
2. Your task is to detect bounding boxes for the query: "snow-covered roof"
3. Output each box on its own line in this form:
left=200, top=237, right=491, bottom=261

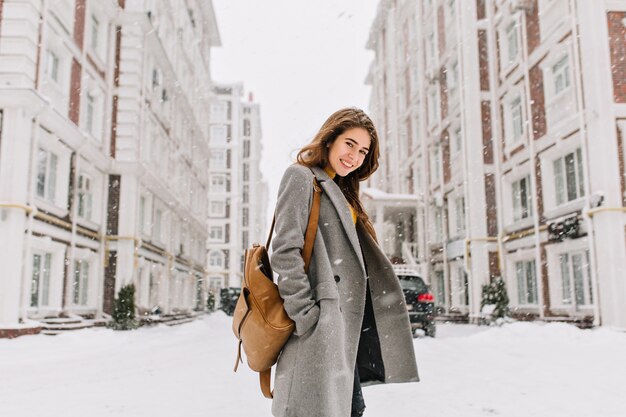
left=361, top=187, right=419, bottom=202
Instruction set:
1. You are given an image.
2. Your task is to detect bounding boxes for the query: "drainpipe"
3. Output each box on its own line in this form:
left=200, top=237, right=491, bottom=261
left=486, top=0, right=507, bottom=283
left=518, top=3, right=545, bottom=319
left=454, top=0, right=475, bottom=317
left=568, top=0, right=601, bottom=326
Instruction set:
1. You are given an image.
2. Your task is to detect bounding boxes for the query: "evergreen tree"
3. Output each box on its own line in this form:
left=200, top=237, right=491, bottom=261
left=480, top=277, right=510, bottom=323
left=110, top=284, right=139, bottom=330
left=206, top=291, right=216, bottom=312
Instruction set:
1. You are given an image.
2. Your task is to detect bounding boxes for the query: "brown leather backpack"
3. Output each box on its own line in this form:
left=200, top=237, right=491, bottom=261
left=232, top=178, right=322, bottom=399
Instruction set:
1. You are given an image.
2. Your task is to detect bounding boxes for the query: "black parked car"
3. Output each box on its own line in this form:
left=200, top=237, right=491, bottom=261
left=394, top=266, right=436, bottom=338
left=219, top=287, right=241, bottom=316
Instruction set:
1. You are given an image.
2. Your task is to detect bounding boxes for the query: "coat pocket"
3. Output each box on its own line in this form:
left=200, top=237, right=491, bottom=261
left=313, top=281, right=340, bottom=301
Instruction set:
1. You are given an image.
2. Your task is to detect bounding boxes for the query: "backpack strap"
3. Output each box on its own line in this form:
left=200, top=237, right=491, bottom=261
left=265, top=176, right=323, bottom=270
left=258, top=176, right=323, bottom=399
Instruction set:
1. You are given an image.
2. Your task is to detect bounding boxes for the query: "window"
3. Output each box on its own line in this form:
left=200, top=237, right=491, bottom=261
left=77, top=173, right=93, bottom=221
left=210, top=150, right=226, bottom=170
left=553, top=148, right=585, bottom=206
left=36, top=148, right=58, bottom=202
left=243, top=163, right=249, bottom=182
left=210, top=101, right=228, bottom=120
left=210, top=201, right=225, bottom=217
left=453, top=127, right=462, bottom=154
left=86, top=93, right=95, bottom=134
left=209, top=250, right=224, bottom=268
left=243, top=140, right=250, bottom=158
left=429, top=89, right=439, bottom=124
left=46, top=50, right=59, bottom=83
left=243, top=119, right=251, bottom=136
left=552, top=55, right=570, bottom=96
left=243, top=185, right=249, bottom=204
left=434, top=270, right=445, bottom=306
left=149, top=270, right=159, bottom=308
left=433, top=208, right=443, bottom=243
left=512, top=175, right=532, bottom=221
left=242, top=231, right=249, bottom=248
left=515, top=259, right=538, bottom=305
left=559, top=251, right=593, bottom=307
left=431, top=147, right=441, bottom=183
left=454, top=196, right=465, bottom=235
left=510, top=96, right=523, bottom=142
left=90, top=15, right=99, bottom=51
left=72, top=259, right=89, bottom=305
left=210, top=126, right=227, bottom=145
left=211, top=175, right=226, bottom=193
left=506, top=22, right=519, bottom=64
left=30, top=253, right=52, bottom=307
left=242, top=207, right=249, bottom=227
left=139, top=196, right=146, bottom=234
left=209, top=226, right=223, bottom=241
left=154, top=208, right=163, bottom=241
left=449, top=61, right=459, bottom=93
left=455, top=266, right=469, bottom=306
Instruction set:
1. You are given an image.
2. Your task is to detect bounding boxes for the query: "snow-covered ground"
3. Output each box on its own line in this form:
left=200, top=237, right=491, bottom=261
left=1, top=312, right=625, bottom=417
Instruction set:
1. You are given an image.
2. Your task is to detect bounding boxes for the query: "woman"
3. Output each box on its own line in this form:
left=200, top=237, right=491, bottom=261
left=271, top=108, right=419, bottom=417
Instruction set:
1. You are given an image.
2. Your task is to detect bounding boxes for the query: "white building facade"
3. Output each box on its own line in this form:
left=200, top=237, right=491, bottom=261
left=207, top=85, right=267, bottom=295
left=0, top=0, right=221, bottom=337
left=366, top=0, right=626, bottom=329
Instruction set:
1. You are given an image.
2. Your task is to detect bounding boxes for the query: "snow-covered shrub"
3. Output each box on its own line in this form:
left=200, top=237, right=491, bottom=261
left=480, top=277, right=510, bottom=325
left=110, top=284, right=139, bottom=330
left=206, top=291, right=216, bottom=312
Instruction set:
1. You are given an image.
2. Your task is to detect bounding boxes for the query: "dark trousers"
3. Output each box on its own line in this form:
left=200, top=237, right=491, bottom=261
left=351, top=365, right=366, bottom=416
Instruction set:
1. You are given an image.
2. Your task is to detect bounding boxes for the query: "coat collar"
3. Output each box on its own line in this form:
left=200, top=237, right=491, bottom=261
left=310, top=166, right=366, bottom=275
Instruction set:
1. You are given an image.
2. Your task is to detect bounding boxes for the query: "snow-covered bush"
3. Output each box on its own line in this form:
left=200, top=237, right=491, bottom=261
left=207, top=291, right=216, bottom=312
left=480, top=277, right=510, bottom=325
left=110, top=284, right=139, bottom=330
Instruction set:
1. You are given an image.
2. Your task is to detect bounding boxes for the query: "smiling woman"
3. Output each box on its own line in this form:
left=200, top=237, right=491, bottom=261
left=269, top=108, right=419, bottom=417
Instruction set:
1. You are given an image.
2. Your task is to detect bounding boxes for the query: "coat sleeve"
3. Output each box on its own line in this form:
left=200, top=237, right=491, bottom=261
left=271, top=164, right=320, bottom=336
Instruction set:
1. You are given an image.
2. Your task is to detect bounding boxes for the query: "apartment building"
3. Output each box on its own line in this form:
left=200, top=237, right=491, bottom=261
left=207, top=84, right=267, bottom=295
left=366, top=0, right=626, bottom=328
left=0, top=0, right=221, bottom=337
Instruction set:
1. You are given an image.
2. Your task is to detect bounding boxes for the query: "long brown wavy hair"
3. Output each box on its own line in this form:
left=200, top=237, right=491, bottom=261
left=297, top=107, right=380, bottom=240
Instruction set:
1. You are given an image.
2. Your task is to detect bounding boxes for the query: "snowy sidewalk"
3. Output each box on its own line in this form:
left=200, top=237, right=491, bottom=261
left=1, top=312, right=625, bottom=417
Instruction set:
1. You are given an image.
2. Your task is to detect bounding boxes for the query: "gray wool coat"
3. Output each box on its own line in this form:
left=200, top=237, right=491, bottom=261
left=270, top=164, right=419, bottom=417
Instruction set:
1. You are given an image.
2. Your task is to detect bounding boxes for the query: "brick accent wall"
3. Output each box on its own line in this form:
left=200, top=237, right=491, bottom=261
left=477, top=0, right=486, bottom=21
left=481, top=100, right=494, bottom=164
left=535, top=155, right=545, bottom=223
left=110, top=26, right=122, bottom=158
left=0, top=0, right=4, bottom=46
left=479, top=29, right=490, bottom=91
left=69, top=59, right=82, bottom=124
left=438, top=6, right=446, bottom=57
left=617, top=123, right=626, bottom=206
left=0, top=327, right=42, bottom=339
left=608, top=12, right=626, bottom=103
left=440, top=66, right=448, bottom=120
left=525, top=0, right=541, bottom=55
left=443, top=129, right=451, bottom=184
left=485, top=173, right=498, bottom=236
left=106, top=175, right=121, bottom=235
left=488, top=251, right=500, bottom=280
left=529, top=63, right=547, bottom=140
left=73, top=0, right=86, bottom=50
left=103, top=251, right=117, bottom=315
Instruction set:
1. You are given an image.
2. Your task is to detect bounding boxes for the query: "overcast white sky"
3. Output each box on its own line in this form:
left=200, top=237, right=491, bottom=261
left=211, top=0, right=380, bottom=207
